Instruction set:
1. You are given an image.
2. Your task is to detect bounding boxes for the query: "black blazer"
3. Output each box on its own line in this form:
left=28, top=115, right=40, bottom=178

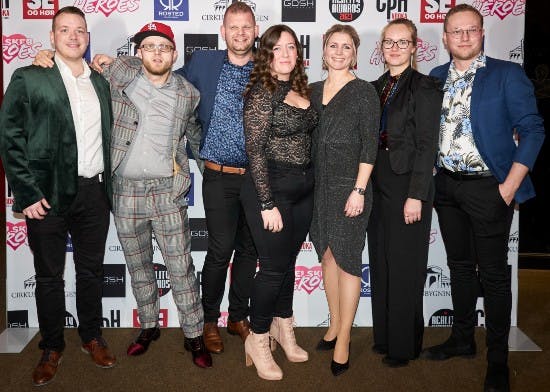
left=372, top=67, right=442, bottom=201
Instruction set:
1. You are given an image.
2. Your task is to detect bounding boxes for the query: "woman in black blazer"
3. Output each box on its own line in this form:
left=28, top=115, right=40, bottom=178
left=367, top=18, right=442, bottom=367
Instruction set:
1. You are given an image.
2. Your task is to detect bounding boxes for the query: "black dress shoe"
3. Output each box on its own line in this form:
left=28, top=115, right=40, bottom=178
left=420, top=336, right=476, bottom=361
left=184, top=335, right=213, bottom=368
left=484, top=363, right=510, bottom=392
left=382, top=356, right=409, bottom=367
left=372, top=344, right=388, bottom=355
left=330, top=359, right=349, bottom=376
left=316, top=337, right=337, bottom=351
left=127, top=327, right=160, bottom=356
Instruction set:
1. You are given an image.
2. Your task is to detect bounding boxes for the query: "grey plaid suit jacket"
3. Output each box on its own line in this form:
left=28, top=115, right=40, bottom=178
left=104, top=56, right=201, bottom=206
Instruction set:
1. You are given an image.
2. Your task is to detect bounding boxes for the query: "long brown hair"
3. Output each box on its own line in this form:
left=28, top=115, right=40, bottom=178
left=244, top=24, right=310, bottom=98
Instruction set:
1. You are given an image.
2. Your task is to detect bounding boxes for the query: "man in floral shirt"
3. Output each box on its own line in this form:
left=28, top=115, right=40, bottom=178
left=422, top=4, right=545, bottom=392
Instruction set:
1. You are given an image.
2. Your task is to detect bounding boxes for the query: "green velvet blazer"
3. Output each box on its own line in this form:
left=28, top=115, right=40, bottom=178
left=0, top=62, right=113, bottom=215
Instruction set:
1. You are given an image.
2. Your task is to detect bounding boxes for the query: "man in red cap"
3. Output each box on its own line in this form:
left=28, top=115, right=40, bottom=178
left=106, top=21, right=211, bottom=368
left=33, top=21, right=211, bottom=368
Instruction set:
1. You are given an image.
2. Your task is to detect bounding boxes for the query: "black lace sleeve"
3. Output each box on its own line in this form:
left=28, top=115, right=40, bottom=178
left=244, top=83, right=274, bottom=203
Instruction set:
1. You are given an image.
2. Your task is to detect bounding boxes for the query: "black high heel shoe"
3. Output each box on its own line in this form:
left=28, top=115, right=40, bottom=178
left=330, top=359, right=350, bottom=376
left=316, top=337, right=337, bottom=351
left=330, top=342, right=351, bottom=376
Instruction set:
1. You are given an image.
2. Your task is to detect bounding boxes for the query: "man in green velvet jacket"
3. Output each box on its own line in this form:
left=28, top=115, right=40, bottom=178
left=0, top=6, right=115, bottom=387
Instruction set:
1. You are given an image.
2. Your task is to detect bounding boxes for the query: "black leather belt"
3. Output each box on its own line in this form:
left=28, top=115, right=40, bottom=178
left=442, top=168, right=493, bottom=181
left=78, top=173, right=104, bottom=185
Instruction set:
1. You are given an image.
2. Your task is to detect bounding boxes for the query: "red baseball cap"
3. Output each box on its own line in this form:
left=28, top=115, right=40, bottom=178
left=133, top=22, right=176, bottom=49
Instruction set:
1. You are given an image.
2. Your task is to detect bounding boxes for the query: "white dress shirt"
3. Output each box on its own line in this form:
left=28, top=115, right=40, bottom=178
left=55, top=56, right=104, bottom=178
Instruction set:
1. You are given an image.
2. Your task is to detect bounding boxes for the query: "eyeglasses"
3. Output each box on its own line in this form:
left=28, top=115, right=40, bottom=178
left=445, top=27, right=483, bottom=39
left=139, top=43, right=175, bottom=53
left=382, top=39, right=412, bottom=50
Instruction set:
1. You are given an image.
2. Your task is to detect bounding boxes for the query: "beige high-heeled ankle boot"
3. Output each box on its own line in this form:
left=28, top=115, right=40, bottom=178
left=269, top=316, right=309, bottom=362
left=245, top=331, right=283, bottom=380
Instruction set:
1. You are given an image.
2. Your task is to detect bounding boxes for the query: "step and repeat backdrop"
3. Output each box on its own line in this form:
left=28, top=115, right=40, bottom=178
left=3, top=0, right=524, bottom=329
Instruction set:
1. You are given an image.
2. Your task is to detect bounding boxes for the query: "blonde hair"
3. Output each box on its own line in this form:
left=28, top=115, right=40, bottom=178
left=322, top=24, right=360, bottom=70
left=380, top=18, right=418, bottom=70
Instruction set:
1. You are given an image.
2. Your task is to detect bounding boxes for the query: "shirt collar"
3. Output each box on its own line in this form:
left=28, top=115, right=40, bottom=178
left=137, top=68, right=177, bottom=90
left=450, top=52, right=486, bottom=77
left=55, top=56, right=91, bottom=79
left=224, top=52, right=254, bottom=69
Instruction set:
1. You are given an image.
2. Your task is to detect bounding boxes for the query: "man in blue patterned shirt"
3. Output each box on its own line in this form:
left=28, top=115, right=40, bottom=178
left=422, top=4, right=545, bottom=392
left=176, top=2, right=259, bottom=354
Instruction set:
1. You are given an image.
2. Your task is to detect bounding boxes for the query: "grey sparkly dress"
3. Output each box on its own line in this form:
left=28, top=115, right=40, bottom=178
left=309, top=78, right=380, bottom=276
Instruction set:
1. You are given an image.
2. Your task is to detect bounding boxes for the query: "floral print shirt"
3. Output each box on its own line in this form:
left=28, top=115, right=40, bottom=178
left=438, top=53, right=490, bottom=172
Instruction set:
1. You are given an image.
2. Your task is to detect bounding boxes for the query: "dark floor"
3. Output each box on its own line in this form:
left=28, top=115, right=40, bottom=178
left=0, top=269, right=547, bottom=392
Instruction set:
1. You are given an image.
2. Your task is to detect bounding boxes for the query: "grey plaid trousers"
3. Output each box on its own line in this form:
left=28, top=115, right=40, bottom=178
left=112, top=175, right=203, bottom=337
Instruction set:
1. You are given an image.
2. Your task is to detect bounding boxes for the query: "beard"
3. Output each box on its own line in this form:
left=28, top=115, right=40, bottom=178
left=142, top=58, right=172, bottom=76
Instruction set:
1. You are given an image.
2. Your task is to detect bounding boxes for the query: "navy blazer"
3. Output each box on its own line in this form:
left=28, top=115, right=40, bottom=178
left=175, top=50, right=227, bottom=151
left=430, top=56, right=545, bottom=203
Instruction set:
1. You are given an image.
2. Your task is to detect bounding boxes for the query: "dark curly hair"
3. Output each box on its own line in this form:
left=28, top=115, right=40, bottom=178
left=244, top=24, right=310, bottom=98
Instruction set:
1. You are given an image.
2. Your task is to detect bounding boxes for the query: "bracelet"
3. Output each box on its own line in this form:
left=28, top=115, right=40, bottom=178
left=353, top=187, right=366, bottom=195
left=260, top=200, right=275, bottom=210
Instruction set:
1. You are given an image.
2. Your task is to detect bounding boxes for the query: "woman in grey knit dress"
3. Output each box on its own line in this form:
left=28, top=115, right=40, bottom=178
left=309, top=24, right=379, bottom=376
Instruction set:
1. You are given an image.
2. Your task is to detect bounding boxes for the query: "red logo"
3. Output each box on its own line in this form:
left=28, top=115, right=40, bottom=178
left=472, top=0, right=525, bottom=20
left=300, top=241, right=313, bottom=252
left=294, top=265, right=324, bottom=294
left=3, top=34, right=43, bottom=64
left=369, top=44, right=384, bottom=66
left=217, top=311, right=229, bottom=327
left=420, top=0, right=455, bottom=23
left=6, top=221, right=28, bottom=251
left=23, top=0, right=58, bottom=19
left=417, top=38, right=438, bottom=63
left=133, top=308, right=168, bottom=327
left=74, top=0, right=141, bottom=17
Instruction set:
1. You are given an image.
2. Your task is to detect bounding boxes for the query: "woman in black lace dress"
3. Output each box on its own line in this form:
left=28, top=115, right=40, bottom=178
left=240, top=24, right=318, bottom=381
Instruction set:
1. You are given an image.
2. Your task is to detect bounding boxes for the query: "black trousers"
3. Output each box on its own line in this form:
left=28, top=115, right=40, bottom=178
left=241, top=163, right=314, bottom=333
left=434, top=170, right=514, bottom=365
left=201, top=168, right=258, bottom=323
left=26, top=179, right=110, bottom=351
left=367, top=150, right=432, bottom=360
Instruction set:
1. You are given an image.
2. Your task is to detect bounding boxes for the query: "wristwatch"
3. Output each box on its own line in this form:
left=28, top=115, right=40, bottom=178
left=260, top=200, right=275, bottom=210
left=353, top=187, right=366, bottom=195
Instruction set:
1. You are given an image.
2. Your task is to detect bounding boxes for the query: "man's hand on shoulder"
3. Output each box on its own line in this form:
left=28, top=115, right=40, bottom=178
left=33, top=50, right=55, bottom=68
left=91, top=54, right=114, bottom=73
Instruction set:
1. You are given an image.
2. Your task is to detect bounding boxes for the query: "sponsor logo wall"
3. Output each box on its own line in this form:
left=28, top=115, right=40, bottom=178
left=3, top=0, right=522, bottom=328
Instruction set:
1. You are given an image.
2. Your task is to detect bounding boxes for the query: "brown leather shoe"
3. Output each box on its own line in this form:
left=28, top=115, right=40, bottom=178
left=227, top=319, right=250, bottom=342
left=32, top=349, right=62, bottom=387
left=203, top=322, right=224, bottom=354
left=81, top=337, right=116, bottom=368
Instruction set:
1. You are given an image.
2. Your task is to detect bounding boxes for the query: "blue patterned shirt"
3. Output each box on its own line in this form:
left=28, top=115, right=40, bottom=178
left=438, top=54, right=490, bottom=172
left=199, top=57, right=253, bottom=167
